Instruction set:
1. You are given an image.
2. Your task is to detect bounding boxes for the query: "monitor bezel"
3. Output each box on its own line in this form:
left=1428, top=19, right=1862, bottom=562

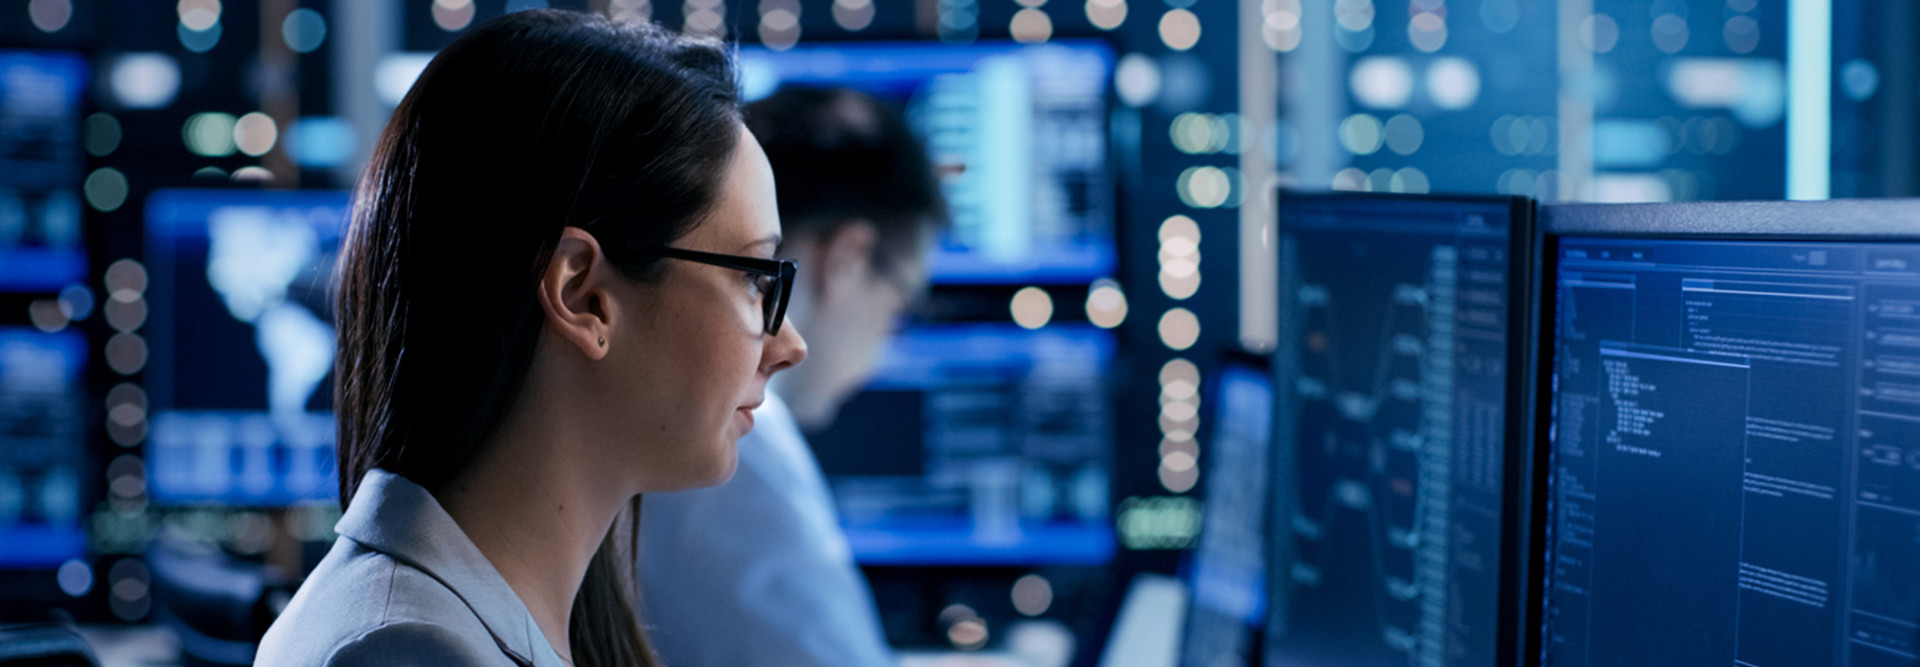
left=1176, top=347, right=1276, bottom=664
left=1544, top=199, right=1920, bottom=241
left=1266, top=189, right=1540, bottom=667
left=1526, top=198, right=1920, bottom=666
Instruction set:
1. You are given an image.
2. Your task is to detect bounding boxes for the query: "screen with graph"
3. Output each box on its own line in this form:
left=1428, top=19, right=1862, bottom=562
left=144, top=190, right=348, bottom=506
left=1541, top=236, right=1920, bottom=666
left=1267, top=194, right=1526, bottom=667
left=1181, top=358, right=1274, bottom=667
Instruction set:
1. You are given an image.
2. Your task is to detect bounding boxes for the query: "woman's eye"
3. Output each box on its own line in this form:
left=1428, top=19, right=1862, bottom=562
left=747, top=273, right=770, bottom=295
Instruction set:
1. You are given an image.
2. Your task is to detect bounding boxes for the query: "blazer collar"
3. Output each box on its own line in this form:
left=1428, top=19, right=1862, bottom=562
left=335, top=468, right=567, bottom=667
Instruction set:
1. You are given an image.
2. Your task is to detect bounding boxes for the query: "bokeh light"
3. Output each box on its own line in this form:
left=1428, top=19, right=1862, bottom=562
left=106, top=332, right=149, bottom=375
left=1010, top=8, right=1052, bottom=43
left=1115, top=54, right=1161, bottom=107
left=833, top=0, right=874, bottom=30
left=29, top=0, right=73, bottom=32
left=1011, top=574, right=1054, bottom=616
left=234, top=112, right=279, bottom=157
left=433, top=0, right=476, bottom=31
left=85, top=114, right=123, bottom=157
left=1651, top=13, right=1688, bottom=54
left=110, top=54, right=182, bottom=109
left=184, top=112, right=238, bottom=157
left=109, top=558, right=151, bottom=621
left=1427, top=57, right=1482, bottom=110
left=177, top=0, right=220, bottom=31
left=84, top=168, right=129, bottom=212
left=57, top=559, right=92, bottom=597
left=759, top=6, right=801, bottom=51
left=1176, top=166, right=1232, bottom=209
left=1158, top=308, right=1200, bottom=351
left=1350, top=56, right=1413, bottom=109
left=1263, top=0, right=1302, bottom=51
left=610, top=0, right=653, bottom=24
left=1408, top=12, right=1447, bottom=52
left=1339, top=113, right=1384, bottom=155
left=1384, top=114, right=1423, bottom=155
left=1158, top=9, right=1201, bottom=51
left=282, top=8, right=328, bottom=53
left=1086, top=0, right=1126, bottom=30
left=1086, top=279, right=1129, bottom=329
left=1581, top=13, right=1619, bottom=53
left=1011, top=286, right=1054, bottom=329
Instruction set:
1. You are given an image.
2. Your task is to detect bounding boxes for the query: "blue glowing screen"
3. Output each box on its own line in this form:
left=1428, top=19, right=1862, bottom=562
left=739, top=42, right=1115, bottom=285
left=0, top=328, right=86, bottom=567
left=805, top=323, right=1115, bottom=565
left=0, top=50, right=87, bottom=292
left=1543, top=238, right=1920, bottom=665
left=143, top=189, right=347, bottom=506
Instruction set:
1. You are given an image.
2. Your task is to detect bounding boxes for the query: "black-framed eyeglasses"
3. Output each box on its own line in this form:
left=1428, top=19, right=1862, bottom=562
left=655, top=247, right=796, bottom=336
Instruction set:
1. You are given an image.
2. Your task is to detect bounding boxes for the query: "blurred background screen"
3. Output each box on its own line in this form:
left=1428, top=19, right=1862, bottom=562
left=808, top=323, right=1116, bottom=566
left=739, top=41, right=1116, bottom=285
left=0, top=50, right=86, bottom=291
left=142, top=189, right=346, bottom=507
left=0, top=327, right=87, bottom=568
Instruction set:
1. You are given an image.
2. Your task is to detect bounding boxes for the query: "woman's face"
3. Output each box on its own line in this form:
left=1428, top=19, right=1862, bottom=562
left=603, top=126, right=807, bottom=492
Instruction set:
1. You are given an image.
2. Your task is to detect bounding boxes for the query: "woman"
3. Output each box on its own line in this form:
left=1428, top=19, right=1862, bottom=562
left=256, top=10, right=807, bottom=666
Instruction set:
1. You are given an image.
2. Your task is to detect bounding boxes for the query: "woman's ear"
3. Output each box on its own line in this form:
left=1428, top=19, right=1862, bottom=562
left=537, top=227, right=614, bottom=360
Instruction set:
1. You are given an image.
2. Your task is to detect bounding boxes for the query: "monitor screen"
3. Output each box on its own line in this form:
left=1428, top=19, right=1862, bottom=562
left=0, top=50, right=87, bottom=292
left=143, top=189, right=348, bottom=506
left=1267, top=193, right=1527, bottom=666
left=0, top=328, right=86, bottom=568
left=804, top=323, right=1114, bottom=565
left=1181, top=359, right=1275, bottom=667
left=1542, top=233, right=1920, bottom=665
left=737, top=42, right=1114, bottom=285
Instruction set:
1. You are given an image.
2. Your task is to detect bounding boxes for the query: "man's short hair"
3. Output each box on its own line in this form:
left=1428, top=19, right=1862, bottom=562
left=744, top=86, right=948, bottom=252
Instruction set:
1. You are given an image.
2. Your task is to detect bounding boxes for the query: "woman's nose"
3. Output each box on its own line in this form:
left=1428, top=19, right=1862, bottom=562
left=763, top=317, right=807, bottom=375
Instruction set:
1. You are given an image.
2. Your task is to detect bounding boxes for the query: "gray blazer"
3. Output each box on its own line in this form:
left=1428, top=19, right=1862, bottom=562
left=255, top=469, right=567, bottom=667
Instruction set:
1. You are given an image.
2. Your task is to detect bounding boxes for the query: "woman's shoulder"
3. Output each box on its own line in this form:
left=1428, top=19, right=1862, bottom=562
left=256, top=538, right=513, bottom=666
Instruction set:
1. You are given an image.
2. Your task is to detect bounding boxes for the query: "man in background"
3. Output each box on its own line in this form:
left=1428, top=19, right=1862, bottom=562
left=638, top=86, right=948, bottom=667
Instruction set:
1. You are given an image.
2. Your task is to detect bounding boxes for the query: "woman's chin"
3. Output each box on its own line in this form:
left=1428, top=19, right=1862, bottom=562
left=707, top=446, right=740, bottom=485
left=694, top=439, right=740, bottom=488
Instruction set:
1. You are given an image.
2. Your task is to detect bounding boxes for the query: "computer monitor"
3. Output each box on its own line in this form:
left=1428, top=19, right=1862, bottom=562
left=143, top=189, right=349, bottom=506
left=0, top=50, right=87, bottom=292
left=804, top=323, right=1115, bottom=565
left=1265, top=191, right=1536, bottom=667
left=736, top=41, right=1115, bottom=285
left=1537, top=200, right=1920, bottom=666
left=1180, top=353, right=1275, bottom=667
left=0, top=328, right=87, bottom=569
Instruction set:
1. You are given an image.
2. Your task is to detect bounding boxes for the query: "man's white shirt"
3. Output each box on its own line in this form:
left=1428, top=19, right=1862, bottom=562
left=639, top=393, right=893, bottom=667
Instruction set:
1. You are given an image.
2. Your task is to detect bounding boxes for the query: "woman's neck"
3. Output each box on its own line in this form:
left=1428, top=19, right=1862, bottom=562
left=437, top=417, right=626, bottom=666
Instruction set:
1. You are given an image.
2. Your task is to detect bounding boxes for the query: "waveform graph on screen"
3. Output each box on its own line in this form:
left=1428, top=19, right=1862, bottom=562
left=1269, top=197, right=1514, bottom=667
left=1280, top=235, right=1462, bottom=667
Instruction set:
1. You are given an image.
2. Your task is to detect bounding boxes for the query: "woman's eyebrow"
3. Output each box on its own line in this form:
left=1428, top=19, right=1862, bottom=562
left=738, top=234, right=781, bottom=255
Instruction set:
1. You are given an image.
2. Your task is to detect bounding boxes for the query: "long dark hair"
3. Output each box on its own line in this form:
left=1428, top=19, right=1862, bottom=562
left=333, top=10, right=741, bottom=666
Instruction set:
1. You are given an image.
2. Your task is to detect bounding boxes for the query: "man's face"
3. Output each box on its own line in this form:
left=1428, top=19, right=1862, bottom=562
left=778, top=224, right=930, bottom=429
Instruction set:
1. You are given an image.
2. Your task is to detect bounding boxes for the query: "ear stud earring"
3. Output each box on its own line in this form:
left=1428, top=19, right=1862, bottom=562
left=598, top=337, right=605, bottom=347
